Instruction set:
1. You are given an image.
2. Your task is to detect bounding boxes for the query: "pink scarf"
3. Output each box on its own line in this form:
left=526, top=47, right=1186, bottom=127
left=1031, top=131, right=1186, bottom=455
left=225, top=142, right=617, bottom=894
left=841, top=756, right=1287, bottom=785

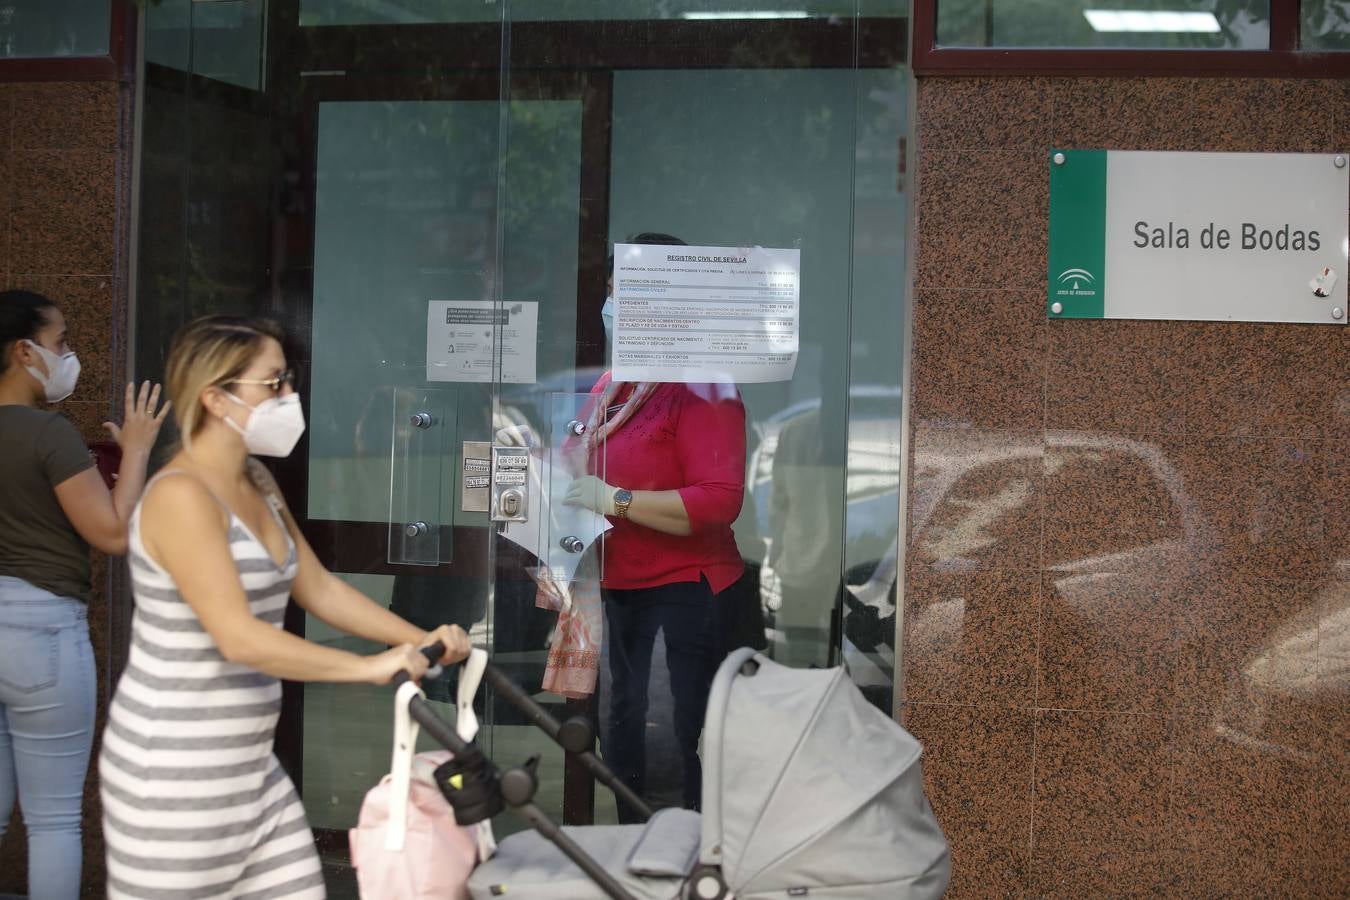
left=580, top=380, right=659, bottom=464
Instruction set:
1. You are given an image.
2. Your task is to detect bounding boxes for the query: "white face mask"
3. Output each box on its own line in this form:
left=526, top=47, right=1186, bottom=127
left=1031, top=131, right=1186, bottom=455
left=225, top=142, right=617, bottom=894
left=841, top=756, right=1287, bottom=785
left=223, top=392, right=306, bottom=457
left=601, top=295, right=614, bottom=343
left=24, top=340, right=81, bottom=403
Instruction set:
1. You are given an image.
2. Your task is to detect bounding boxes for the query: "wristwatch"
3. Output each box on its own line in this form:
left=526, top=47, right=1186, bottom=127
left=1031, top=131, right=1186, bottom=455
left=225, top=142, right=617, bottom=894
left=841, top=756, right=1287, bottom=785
left=612, top=488, right=633, bottom=519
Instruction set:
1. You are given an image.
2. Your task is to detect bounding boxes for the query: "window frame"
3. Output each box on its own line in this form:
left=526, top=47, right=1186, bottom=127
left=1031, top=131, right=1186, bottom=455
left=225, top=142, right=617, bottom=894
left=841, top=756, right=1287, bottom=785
left=913, top=0, right=1350, bottom=77
left=0, top=0, right=136, bottom=82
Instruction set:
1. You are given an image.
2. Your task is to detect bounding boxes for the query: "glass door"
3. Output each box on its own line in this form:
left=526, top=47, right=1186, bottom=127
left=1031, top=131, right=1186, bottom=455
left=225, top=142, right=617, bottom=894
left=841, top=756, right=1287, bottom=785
left=291, top=63, right=606, bottom=841
left=135, top=1, right=910, bottom=894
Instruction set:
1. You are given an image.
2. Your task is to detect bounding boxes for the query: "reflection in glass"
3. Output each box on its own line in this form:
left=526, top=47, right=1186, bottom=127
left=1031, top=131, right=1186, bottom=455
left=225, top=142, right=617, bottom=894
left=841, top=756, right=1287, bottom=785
left=0, top=0, right=109, bottom=59
left=1301, top=0, right=1350, bottom=50
left=936, top=0, right=1270, bottom=49
left=299, top=0, right=906, bottom=26
left=144, top=0, right=267, bottom=91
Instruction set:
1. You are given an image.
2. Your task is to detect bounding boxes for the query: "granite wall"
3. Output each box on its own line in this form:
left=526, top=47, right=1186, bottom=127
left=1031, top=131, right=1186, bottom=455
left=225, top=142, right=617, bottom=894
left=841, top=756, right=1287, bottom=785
left=0, top=80, right=131, bottom=899
left=903, top=76, right=1348, bottom=897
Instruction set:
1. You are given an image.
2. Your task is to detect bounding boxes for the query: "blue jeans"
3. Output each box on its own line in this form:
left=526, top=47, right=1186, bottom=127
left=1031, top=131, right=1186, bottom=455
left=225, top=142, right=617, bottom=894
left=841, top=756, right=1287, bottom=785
left=601, top=577, right=730, bottom=824
left=0, top=577, right=95, bottom=900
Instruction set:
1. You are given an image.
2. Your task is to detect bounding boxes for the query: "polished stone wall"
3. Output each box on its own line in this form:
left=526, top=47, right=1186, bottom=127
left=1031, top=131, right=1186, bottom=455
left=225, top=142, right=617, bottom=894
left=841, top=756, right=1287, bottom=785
left=0, top=80, right=130, bottom=899
left=903, top=76, right=1348, bottom=897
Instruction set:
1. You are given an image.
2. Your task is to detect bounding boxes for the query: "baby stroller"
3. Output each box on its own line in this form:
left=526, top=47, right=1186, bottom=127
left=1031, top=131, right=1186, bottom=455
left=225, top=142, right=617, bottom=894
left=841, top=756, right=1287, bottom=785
left=402, top=646, right=950, bottom=900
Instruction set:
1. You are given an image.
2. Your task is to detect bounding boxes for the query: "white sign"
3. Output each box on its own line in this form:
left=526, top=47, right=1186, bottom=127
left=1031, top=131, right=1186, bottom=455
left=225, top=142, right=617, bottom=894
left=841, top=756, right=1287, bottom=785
left=426, top=301, right=539, bottom=383
left=611, top=243, right=800, bottom=382
left=1049, top=150, right=1348, bottom=325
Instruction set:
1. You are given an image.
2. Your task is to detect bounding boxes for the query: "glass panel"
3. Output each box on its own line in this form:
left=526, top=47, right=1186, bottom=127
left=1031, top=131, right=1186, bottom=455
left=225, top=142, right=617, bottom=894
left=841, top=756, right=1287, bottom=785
left=564, top=17, right=908, bottom=820
left=0, top=0, right=109, bottom=59
left=542, top=394, right=606, bottom=583
left=840, top=70, right=907, bottom=711
left=135, top=2, right=275, bottom=416
left=144, top=0, right=267, bottom=91
left=1301, top=0, right=1350, bottom=50
left=302, top=574, right=485, bottom=831
left=608, top=67, right=861, bottom=672
left=387, top=387, right=455, bottom=565
left=936, top=0, right=1270, bottom=49
left=308, top=99, right=500, bottom=524
left=299, top=0, right=904, bottom=26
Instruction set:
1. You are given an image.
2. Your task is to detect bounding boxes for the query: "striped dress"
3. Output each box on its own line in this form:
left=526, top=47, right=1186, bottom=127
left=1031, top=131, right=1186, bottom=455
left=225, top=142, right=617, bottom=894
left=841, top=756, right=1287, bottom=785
left=100, top=471, right=326, bottom=899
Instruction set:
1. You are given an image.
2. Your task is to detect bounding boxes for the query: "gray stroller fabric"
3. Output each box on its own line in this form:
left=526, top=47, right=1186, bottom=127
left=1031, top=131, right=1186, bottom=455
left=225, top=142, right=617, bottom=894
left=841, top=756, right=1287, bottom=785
left=707, top=650, right=950, bottom=895
left=466, top=649, right=949, bottom=900
left=466, top=810, right=698, bottom=900
left=699, top=649, right=950, bottom=899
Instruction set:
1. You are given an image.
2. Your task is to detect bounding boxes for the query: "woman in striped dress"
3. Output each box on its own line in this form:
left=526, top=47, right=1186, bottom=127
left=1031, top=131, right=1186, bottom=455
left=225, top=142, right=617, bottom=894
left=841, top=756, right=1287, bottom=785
left=101, top=316, right=470, bottom=899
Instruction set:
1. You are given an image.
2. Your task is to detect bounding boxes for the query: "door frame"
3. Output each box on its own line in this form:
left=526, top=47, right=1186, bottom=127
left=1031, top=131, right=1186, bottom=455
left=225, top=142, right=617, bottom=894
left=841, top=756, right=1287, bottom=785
left=232, top=6, right=906, bottom=834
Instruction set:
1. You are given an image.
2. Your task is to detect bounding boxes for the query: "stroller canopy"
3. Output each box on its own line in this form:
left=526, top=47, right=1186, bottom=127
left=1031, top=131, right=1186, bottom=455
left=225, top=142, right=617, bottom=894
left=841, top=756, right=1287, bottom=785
left=699, top=648, right=950, bottom=898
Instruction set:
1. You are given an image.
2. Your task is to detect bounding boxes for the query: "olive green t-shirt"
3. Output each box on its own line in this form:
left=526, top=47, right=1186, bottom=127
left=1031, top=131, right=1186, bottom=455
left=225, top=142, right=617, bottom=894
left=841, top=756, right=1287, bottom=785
left=0, top=405, right=96, bottom=602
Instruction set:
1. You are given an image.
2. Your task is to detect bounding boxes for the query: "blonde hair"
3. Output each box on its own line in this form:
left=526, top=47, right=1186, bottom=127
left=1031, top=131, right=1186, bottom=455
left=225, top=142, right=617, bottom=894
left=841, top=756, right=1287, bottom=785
left=165, top=316, right=286, bottom=450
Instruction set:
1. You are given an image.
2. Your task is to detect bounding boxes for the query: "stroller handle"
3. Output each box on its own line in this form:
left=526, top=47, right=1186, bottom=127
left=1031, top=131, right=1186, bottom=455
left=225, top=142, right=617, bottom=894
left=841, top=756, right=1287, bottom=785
left=480, top=661, right=654, bottom=821
left=390, top=641, right=447, bottom=690
left=389, top=641, right=474, bottom=757
left=390, top=646, right=652, bottom=819
left=386, top=650, right=643, bottom=900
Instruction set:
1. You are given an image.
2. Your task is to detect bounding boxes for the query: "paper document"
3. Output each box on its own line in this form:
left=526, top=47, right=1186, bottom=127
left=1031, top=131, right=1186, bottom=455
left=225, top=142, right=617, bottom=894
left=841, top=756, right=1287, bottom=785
left=500, top=448, right=611, bottom=584
left=426, top=301, right=538, bottom=384
left=611, top=243, right=799, bottom=383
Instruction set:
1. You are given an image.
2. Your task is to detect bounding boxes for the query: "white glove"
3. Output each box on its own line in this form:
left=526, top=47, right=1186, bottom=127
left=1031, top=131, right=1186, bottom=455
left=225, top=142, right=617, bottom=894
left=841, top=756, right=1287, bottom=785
left=564, top=475, right=618, bottom=516
left=493, top=423, right=537, bottom=448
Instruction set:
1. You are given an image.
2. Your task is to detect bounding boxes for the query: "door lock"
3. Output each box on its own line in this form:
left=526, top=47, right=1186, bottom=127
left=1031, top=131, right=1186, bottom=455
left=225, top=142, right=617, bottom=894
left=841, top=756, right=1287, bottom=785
left=489, top=445, right=529, bottom=523
left=499, top=489, right=523, bottom=518
left=405, top=521, right=429, bottom=537
left=410, top=412, right=434, bottom=429
left=559, top=535, right=584, bottom=554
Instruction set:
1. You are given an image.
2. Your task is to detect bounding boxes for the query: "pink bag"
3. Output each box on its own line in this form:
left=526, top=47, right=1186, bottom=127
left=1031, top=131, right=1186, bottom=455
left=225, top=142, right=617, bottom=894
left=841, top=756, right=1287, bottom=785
left=350, top=653, right=496, bottom=899
left=349, top=750, right=477, bottom=900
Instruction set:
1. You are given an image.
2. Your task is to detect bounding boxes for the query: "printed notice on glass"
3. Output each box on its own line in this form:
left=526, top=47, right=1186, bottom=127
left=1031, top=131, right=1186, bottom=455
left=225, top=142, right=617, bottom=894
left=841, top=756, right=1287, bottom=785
left=611, top=244, right=800, bottom=383
left=426, top=301, right=538, bottom=384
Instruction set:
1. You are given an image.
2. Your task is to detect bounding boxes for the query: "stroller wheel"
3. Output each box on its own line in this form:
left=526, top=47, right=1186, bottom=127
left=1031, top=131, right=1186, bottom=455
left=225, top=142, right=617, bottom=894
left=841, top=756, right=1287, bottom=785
left=686, top=865, right=727, bottom=900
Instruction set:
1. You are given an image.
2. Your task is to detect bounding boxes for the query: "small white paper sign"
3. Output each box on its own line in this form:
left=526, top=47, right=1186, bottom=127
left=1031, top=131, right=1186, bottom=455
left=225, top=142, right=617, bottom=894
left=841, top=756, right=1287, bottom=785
left=611, top=244, right=800, bottom=383
left=426, top=301, right=538, bottom=383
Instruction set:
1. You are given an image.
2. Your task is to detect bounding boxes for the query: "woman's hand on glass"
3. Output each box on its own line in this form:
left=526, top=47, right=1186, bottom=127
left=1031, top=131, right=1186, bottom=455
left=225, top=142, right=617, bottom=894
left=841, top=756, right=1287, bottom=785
left=420, top=624, right=472, bottom=666
left=103, top=381, right=171, bottom=456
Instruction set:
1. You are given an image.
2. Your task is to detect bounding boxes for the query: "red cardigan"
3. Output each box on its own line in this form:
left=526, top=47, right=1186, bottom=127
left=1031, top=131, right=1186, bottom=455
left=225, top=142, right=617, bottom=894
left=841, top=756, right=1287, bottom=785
left=582, top=376, right=746, bottom=594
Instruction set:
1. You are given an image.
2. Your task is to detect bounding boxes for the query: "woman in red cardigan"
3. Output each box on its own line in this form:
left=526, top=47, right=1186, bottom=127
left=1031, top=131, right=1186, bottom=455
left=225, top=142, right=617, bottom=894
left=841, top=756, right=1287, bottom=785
left=565, top=309, right=747, bottom=824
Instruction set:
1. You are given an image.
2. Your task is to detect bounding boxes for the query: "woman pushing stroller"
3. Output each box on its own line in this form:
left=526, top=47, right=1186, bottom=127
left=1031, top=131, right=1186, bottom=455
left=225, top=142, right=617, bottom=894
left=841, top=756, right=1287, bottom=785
left=99, top=315, right=470, bottom=898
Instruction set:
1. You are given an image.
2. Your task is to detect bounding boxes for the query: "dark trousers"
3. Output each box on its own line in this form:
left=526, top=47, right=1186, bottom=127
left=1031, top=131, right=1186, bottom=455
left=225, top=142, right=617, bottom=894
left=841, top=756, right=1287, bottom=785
left=601, top=577, right=731, bottom=823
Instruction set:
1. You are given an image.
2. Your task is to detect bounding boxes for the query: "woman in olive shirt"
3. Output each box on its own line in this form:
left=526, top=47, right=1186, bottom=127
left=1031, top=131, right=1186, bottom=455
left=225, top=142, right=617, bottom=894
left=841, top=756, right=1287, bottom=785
left=0, top=290, right=168, bottom=900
